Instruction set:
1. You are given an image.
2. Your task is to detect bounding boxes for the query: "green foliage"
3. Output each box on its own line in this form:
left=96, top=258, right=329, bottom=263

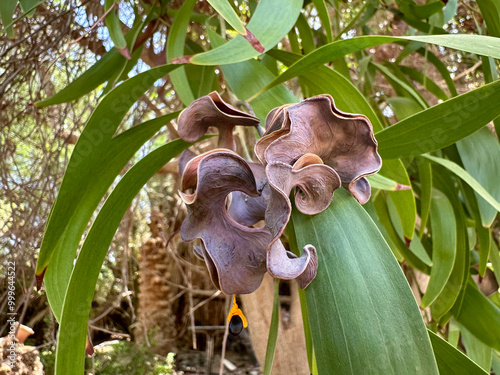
left=293, top=189, right=440, bottom=374
left=41, top=342, right=176, bottom=375
left=89, top=342, right=176, bottom=375
left=27, top=0, right=500, bottom=374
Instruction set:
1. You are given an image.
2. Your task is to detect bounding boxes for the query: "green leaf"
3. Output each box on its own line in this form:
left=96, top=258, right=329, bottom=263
left=167, top=0, right=197, bottom=105
left=263, top=278, right=280, bottom=375
left=286, top=223, right=315, bottom=372
left=477, top=0, right=500, bottom=37
left=37, top=65, right=180, bottom=321
left=429, top=166, right=468, bottom=321
left=421, top=189, right=457, bottom=308
left=490, top=239, right=500, bottom=292
left=415, top=47, right=458, bottom=97
left=255, top=35, right=500, bottom=96
left=367, top=173, right=408, bottom=191
left=312, top=0, right=333, bottom=43
left=179, top=0, right=302, bottom=65
left=443, top=0, right=458, bottom=24
left=377, top=80, right=500, bottom=159
left=395, top=0, right=444, bottom=20
left=19, top=0, right=39, bottom=17
left=105, top=0, right=128, bottom=53
left=35, top=20, right=145, bottom=106
left=373, top=193, right=431, bottom=271
left=417, top=159, right=432, bottom=240
left=387, top=97, right=424, bottom=121
left=207, top=0, right=264, bottom=52
left=453, top=280, right=500, bottom=352
left=293, top=189, right=439, bottom=374
left=372, top=62, right=427, bottom=109
left=456, top=128, right=500, bottom=228
left=0, top=0, right=17, bottom=38
left=55, top=139, right=190, bottom=375
left=423, top=154, right=500, bottom=214
left=268, top=49, right=383, bottom=131
left=207, top=0, right=247, bottom=35
left=379, top=159, right=416, bottom=241
left=461, top=325, right=493, bottom=372
left=295, top=13, right=316, bottom=54
left=208, top=30, right=297, bottom=121
left=387, top=194, right=431, bottom=266
left=460, top=181, right=491, bottom=277
left=428, top=330, right=488, bottom=375
left=398, top=65, right=449, bottom=101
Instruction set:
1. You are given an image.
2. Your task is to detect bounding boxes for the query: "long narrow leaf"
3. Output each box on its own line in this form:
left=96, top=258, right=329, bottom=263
left=423, top=154, right=500, bottom=214
left=174, top=0, right=302, bottom=65
left=373, top=193, right=431, bottom=271
left=167, top=0, right=197, bottom=105
left=55, top=139, right=190, bottom=375
left=477, top=0, right=500, bottom=37
left=428, top=330, right=488, bottom=375
left=430, top=167, right=468, bottom=321
left=207, top=0, right=263, bottom=52
left=263, top=279, right=280, bottom=375
left=255, top=35, right=500, bottom=95
left=380, top=159, right=416, bottom=241
left=453, top=280, right=500, bottom=351
left=312, top=0, right=333, bottom=43
left=456, top=128, right=500, bottom=227
left=377, top=80, right=500, bottom=159
left=421, top=189, right=457, bottom=308
left=293, top=189, right=439, bottom=374
left=104, top=0, right=128, bottom=54
left=208, top=30, right=297, bottom=120
left=0, top=0, right=17, bottom=38
left=461, top=326, right=493, bottom=372
left=417, top=159, right=432, bottom=239
left=37, top=65, right=180, bottom=320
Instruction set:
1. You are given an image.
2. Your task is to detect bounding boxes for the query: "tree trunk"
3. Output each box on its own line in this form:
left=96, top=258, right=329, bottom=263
left=135, top=209, right=177, bottom=354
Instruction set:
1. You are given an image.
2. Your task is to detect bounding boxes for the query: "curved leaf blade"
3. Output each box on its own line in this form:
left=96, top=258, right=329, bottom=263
left=167, top=0, right=197, bottom=105
left=292, top=189, right=439, bottom=375
left=380, top=159, right=416, bottom=241
left=55, top=139, right=190, bottom=375
left=208, top=30, right=297, bottom=121
left=453, top=280, right=500, bottom=352
left=104, top=0, right=129, bottom=55
left=428, top=330, right=488, bottom=375
left=456, top=128, right=500, bottom=228
left=178, top=0, right=302, bottom=65
left=255, top=35, right=500, bottom=96
left=461, top=325, right=493, bottom=372
left=268, top=49, right=383, bottom=131
left=37, top=65, right=180, bottom=320
left=421, top=189, right=457, bottom=308
left=378, top=80, right=500, bottom=159
left=423, top=154, right=500, bottom=214
left=430, top=167, right=468, bottom=321
left=0, top=0, right=17, bottom=38
left=263, top=279, right=280, bottom=375
left=207, top=0, right=263, bottom=51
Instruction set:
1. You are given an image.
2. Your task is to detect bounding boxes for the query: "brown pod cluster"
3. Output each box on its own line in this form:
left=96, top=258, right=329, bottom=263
left=176, top=92, right=382, bottom=295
